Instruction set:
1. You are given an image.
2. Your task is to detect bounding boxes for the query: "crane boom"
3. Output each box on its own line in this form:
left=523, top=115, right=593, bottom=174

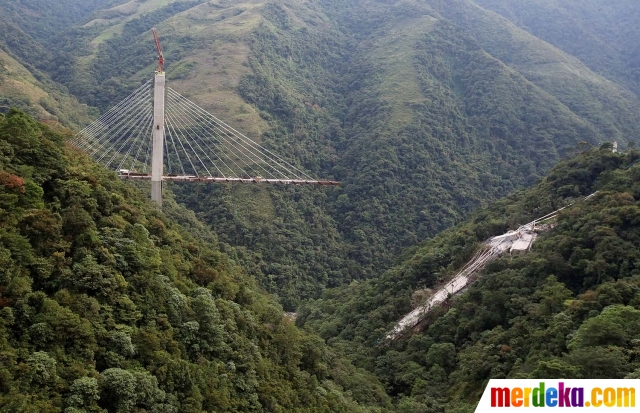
left=152, top=28, right=164, bottom=72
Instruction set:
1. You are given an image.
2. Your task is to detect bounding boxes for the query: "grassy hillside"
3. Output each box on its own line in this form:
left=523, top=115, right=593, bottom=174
left=0, top=0, right=102, bottom=128
left=0, top=47, right=96, bottom=129
left=2, top=0, right=640, bottom=309
left=0, top=109, right=392, bottom=412
left=299, top=147, right=640, bottom=410
left=0, top=0, right=119, bottom=42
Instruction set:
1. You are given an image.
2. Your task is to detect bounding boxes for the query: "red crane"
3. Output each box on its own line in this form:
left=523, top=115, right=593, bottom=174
left=152, top=28, right=164, bottom=72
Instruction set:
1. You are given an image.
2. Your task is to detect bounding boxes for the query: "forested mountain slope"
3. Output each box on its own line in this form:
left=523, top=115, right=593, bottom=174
left=178, top=0, right=640, bottom=305
left=1, top=0, right=640, bottom=308
left=0, top=0, right=109, bottom=128
left=299, top=147, right=640, bottom=411
left=0, top=45, right=95, bottom=128
left=473, top=0, right=640, bottom=94
left=426, top=0, right=640, bottom=142
left=0, top=110, right=391, bottom=412
left=0, top=0, right=116, bottom=42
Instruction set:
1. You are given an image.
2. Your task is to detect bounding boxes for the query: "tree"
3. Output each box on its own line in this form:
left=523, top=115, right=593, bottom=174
left=99, top=368, right=137, bottom=412
left=66, top=377, right=101, bottom=412
left=26, top=351, right=57, bottom=386
left=569, top=305, right=640, bottom=349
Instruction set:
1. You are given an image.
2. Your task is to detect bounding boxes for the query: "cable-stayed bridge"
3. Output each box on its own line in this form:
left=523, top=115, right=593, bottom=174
left=73, top=29, right=338, bottom=206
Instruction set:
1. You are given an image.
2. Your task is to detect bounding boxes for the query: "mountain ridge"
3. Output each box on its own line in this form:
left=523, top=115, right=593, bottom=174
left=1, top=2, right=640, bottom=410
left=1, top=0, right=639, bottom=307
left=473, top=0, right=640, bottom=94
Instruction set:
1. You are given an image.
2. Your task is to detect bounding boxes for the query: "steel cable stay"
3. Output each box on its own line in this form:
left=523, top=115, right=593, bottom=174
left=80, top=88, right=152, bottom=152
left=164, top=97, right=237, bottom=177
left=77, top=82, right=151, bottom=143
left=142, top=132, right=152, bottom=174
left=164, top=114, right=201, bottom=177
left=168, top=121, right=235, bottom=178
left=187, top=128, right=244, bottom=177
left=95, top=103, right=153, bottom=163
left=167, top=88, right=311, bottom=180
left=74, top=86, right=340, bottom=184
left=165, top=90, right=271, bottom=176
left=165, top=109, right=206, bottom=176
left=73, top=85, right=150, bottom=148
left=73, top=80, right=339, bottom=196
left=166, top=94, right=294, bottom=179
left=165, top=90, right=285, bottom=179
left=75, top=81, right=152, bottom=148
left=166, top=88, right=306, bottom=176
left=164, top=120, right=187, bottom=176
left=165, top=92, right=250, bottom=177
left=85, top=95, right=150, bottom=153
left=117, top=113, right=153, bottom=171
left=105, top=106, right=154, bottom=168
left=165, top=90, right=260, bottom=175
left=192, top=95, right=313, bottom=179
left=164, top=128, right=172, bottom=175
left=164, top=111, right=219, bottom=178
left=106, top=106, right=153, bottom=163
left=165, top=115, right=199, bottom=175
left=168, top=88, right=314, bottom=179
left=165, top=93, right=259, bottom=178
left=71, top=29, right=339, bottom=208
left=85, top=95, right=152, bottom=156
left=164, top=109, right=212, bottom=176
left=128, top=118, right=154, bottom=172
left=86, top=80, right=152, bottom=126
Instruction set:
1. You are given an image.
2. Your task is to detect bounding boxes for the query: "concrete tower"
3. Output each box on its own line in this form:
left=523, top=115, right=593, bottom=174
left=151, top=72, right=165, bottom=206
left=151, top=28, right=165, bottom=206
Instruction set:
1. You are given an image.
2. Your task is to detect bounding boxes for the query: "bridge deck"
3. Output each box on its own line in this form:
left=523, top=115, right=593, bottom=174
left=118, top=172, right=340, bottom=186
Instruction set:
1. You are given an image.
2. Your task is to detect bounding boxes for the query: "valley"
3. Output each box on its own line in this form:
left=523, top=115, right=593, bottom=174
left=0, top=0, right=639, bottom=411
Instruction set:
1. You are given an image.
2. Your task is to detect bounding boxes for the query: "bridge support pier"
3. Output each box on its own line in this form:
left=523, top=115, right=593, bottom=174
left=151, top=72, right=165, bottom=206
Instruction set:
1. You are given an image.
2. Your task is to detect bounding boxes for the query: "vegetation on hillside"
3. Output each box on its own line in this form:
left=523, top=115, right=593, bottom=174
left=0, top=110, right=391, bottom=412
left=184, top=0, right=639, bottom=306
left=474, top=0, right=640, bottom=94
left=2, top=0, right=639, bottom=311
left=428, top=0, right=640, bottom=143
left=0, top=46, right=95, bottom=128
left=1, top=2, right=640, bottom=411
left=300, top=147, right=640, bottom=411
left=0, top=0, right=104, bottom=127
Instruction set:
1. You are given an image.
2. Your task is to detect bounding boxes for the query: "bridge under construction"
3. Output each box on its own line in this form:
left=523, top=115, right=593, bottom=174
left=73, top=29, right=338, bottom=206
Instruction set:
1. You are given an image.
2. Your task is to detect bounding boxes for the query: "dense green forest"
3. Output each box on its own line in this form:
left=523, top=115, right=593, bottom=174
left=1, top=1, right=640, bottom=411
left=299, top=147, right=640, bottom=410
left=474, top=0, right=640, bottom=94
left=2, top=0, right=640, bottom=308
left=0, top=0, right=98, bottom=127
left=176, top=0, right=640, bottom=307
left=0, top=110, right=392, bottom=412
left=3, top=114, right=639, bottom=411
